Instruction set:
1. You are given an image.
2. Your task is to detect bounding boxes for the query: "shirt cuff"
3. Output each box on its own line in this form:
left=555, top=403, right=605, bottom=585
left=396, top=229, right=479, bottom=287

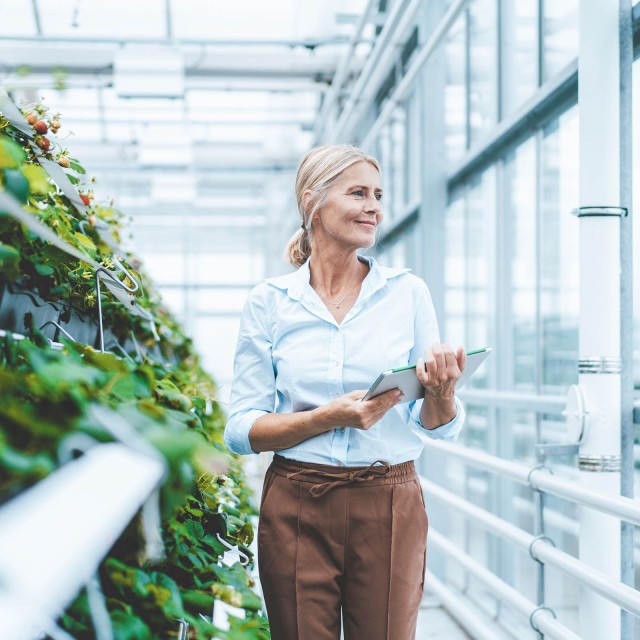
left=410, top=396, right=465, bottom=441
left=224, top=408, right=267, bottom=456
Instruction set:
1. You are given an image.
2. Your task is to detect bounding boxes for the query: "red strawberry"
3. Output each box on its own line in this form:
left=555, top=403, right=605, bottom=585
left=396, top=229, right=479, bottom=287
left=25, top=113, right=37, bottom=125
left=34, top=120, right=48, bottom=134
left=35, top=136, right=51, bottom=151
left=80, top=194, right=91, bottom=206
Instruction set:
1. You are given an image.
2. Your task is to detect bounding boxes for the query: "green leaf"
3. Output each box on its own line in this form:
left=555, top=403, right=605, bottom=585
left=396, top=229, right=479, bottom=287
left=72, top=231, right=97, bottom=254
left=69, top=160, right=86, bottom=174
left=66, top=173, right=80, bottom=185
left=22, top=164, right=51, bottom=195
left=33, top=262, right=55, bottom=277
left=3, top=168, right=29, bottom=202
left=0, top=135, right=26, bottom=169
left=0, top=241, right=20, bottom=280
left=110, top=610, right=152, bottom=640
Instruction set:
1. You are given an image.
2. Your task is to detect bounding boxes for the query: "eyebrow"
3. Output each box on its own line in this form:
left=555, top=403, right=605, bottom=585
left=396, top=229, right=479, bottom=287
left=347, top=184, right=383, bottom=193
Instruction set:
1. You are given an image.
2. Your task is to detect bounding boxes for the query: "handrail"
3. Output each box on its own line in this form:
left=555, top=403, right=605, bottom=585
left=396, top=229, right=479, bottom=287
left=0, top=443, right=166, bottom=639
left=424, top=570, right=501, bottom=640
left=421, top=477, right=640, bottom=618
left=419, top=436, right=640, bottom=526
left=429, top=529, right=581, bottom=640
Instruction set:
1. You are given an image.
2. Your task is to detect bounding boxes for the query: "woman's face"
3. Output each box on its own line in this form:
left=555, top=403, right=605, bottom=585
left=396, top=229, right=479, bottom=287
left=310, top=160, right=383, bottom=250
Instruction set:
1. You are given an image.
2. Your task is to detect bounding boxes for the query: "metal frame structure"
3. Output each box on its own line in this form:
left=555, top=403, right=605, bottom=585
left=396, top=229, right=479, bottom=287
left=315, top=0, right=639, bottom=638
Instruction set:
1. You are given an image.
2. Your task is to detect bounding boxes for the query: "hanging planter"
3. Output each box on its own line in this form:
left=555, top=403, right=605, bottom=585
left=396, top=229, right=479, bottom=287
left=0, top=279, right=62, bottom=341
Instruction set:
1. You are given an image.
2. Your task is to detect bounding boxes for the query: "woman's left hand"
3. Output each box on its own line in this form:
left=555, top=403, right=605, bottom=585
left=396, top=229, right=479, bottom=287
left=416, top=343, right=466, bottom=400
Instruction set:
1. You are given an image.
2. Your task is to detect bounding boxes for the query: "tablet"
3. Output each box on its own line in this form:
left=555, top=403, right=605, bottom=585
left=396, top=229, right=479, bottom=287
left=361, top=347, right=492, bottom=403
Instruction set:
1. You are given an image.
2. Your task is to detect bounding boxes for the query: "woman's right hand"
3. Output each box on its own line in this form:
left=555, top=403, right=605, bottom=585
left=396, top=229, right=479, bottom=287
left=321, top=388, right=404, bottom=431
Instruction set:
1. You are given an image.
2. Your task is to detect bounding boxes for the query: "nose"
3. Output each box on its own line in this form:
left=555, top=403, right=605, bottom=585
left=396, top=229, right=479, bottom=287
left=365, top=194, right=382, bottom=214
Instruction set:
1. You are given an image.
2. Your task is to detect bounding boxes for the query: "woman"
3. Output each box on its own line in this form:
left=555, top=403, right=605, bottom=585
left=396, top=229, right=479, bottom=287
left=224, top=144, right=466, bottom=640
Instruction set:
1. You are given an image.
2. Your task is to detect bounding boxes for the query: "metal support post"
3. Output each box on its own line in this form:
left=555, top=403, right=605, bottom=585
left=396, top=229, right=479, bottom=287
left=576, top=2, right=625, bottom=638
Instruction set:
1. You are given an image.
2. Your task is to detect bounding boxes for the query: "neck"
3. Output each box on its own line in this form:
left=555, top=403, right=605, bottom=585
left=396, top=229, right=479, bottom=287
left=309, top=250, right=369, bottom=297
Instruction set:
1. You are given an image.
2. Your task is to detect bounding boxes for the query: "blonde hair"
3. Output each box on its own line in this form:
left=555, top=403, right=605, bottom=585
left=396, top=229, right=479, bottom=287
left=284, top=144, right=382, bottom=268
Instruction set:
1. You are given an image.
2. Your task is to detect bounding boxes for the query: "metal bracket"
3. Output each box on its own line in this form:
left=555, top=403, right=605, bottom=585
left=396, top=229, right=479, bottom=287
left=535, top=443, right=580, bottom=458
left=528, top=534, right=556, bottom=562
left=578, top=454, right=622, bottom=472
left=529, top=605, right=557, bottom=633
left=177, top=618, right=190, bottom=640
left=571, top=206, right=628, bottom=217
left=578, top=356, right=621, bottom=374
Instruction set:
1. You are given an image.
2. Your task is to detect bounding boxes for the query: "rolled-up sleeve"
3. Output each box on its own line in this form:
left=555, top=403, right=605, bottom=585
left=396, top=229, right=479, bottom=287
left=407, top=280, right=466, bottom=442
left=224, top=285, right=275, bottom=456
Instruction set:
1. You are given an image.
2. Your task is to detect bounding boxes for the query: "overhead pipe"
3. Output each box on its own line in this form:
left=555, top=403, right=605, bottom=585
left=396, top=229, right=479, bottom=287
left=314, top=0, right=378, bottom=142
left=328, top=0, right=423, bottom=142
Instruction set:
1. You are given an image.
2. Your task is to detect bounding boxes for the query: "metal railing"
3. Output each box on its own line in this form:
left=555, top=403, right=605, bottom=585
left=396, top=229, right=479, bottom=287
left=420, top=436, right=640, bottom=526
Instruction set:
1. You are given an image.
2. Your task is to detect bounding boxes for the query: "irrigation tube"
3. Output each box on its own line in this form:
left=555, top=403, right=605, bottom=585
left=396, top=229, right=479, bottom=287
left=421, top=478, right=640, bottom=618
left=429, top=530, right=582, bottom=640
left=424, top=570, right=501, bottom=640
left=0, top=443, right=166, bottom=640
left=420, top=437, right=640, bottom=527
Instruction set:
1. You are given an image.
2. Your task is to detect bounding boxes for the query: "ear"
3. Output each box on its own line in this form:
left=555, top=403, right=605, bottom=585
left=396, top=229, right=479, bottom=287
left=301, top=190, right=313, bottom=215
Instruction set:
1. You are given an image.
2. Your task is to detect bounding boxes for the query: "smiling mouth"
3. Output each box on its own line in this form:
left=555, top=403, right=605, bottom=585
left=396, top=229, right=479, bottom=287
left=357, top=221, right=376, bottom=229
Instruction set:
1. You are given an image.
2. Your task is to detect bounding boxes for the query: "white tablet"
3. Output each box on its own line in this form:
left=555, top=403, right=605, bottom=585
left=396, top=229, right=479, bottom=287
left=361, top=347, right=492, bottom=403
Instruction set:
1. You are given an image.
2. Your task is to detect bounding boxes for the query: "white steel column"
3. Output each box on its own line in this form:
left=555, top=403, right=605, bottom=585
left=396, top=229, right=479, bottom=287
left=576, top=2, right=625, bottom=639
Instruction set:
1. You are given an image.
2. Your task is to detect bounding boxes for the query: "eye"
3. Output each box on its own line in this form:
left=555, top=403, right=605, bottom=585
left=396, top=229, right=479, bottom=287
left=352, top=189, right=364, bottom=196
left=375, top=193, right=383, bottom=201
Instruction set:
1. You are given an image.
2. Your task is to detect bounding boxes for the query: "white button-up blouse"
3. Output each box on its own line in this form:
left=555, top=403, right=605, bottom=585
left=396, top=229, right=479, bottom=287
left=224, top=254, right=465, bottom=466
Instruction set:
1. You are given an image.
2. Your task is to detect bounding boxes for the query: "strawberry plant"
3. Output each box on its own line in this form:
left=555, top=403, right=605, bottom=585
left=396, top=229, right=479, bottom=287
left=0, top=95, right=269, bottom=638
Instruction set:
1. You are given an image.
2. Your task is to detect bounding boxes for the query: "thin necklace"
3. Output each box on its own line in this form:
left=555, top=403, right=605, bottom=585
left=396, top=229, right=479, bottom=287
left=315, top=275, right=360, bottom=309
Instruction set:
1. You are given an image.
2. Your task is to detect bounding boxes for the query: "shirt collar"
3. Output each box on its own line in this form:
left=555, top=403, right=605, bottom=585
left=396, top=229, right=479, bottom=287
left=264, top=254, right=411, bottom=302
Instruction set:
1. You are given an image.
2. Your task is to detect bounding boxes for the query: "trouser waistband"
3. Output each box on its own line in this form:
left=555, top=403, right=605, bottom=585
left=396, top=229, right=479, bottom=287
left=270, top=454, right=416, bottom=497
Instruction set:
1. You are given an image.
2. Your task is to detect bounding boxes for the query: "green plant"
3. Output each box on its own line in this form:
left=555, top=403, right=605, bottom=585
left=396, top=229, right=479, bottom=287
left=0, top=97, right=269, bottom=638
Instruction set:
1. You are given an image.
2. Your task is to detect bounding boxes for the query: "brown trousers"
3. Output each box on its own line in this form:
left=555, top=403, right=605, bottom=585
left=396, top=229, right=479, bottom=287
left=257, top=454, right=428, bottom=640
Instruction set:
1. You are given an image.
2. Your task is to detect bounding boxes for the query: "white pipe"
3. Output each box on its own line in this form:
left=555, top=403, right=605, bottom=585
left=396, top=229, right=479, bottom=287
left=329, top=0, right=423, bottom=142
left=421, top=478, right=640, bottom=618
left=362, top=0, right=470, bottom=149
left=424, top=571, right=502, bottom=640
left=429, top=530, right=582, bottom=640
left=0, top=444, right=166, bottom=640
left=577, top=1, right=623, bottom=639
left=314, top=0, right=378, bottom=141
left=419, top=437, right=640, bottom=526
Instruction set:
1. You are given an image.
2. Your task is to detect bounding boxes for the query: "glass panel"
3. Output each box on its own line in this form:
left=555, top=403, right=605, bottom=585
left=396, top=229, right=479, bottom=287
left=444, top=15, right=467, bottom=163
left=444, top=195, right=466, bottom=347
left=501, top=0, right=539, bottom=116
left=389, top=105, right=407, bottom=217
left=542, top=0, right=579, bottom=80
left=466, top=169, right=495, bottom=388
left=469, top=0, right=498, bottom=144
left=540, top=107, right=579, bottom=393
left=504, top=139, right=537, bottom=391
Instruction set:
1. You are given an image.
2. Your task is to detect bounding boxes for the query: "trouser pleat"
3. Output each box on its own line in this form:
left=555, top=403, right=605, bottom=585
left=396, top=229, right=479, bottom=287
left=258, top=458, right=427, bottom=640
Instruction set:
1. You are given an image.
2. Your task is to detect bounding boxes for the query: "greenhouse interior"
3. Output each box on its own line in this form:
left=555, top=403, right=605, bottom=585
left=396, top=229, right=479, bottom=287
left=0, top=0, right=639, bottom=639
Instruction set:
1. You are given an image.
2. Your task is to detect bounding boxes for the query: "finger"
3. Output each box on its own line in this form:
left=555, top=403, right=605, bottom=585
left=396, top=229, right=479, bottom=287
left=443, top=344, right=459, bottom=373
left=425, top=347, right=439, bottom=386
left=416, top=357, right=429, bottom=387
left=431, top=343, right=447, bottom=383
left=457, top=345, right=466, bottom=373
left=377, top=388, right=403, bottom=407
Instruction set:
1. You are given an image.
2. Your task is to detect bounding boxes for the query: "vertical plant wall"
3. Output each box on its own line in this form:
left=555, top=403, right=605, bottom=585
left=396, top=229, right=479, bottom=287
left=0, top=95, right=269, bottom=639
